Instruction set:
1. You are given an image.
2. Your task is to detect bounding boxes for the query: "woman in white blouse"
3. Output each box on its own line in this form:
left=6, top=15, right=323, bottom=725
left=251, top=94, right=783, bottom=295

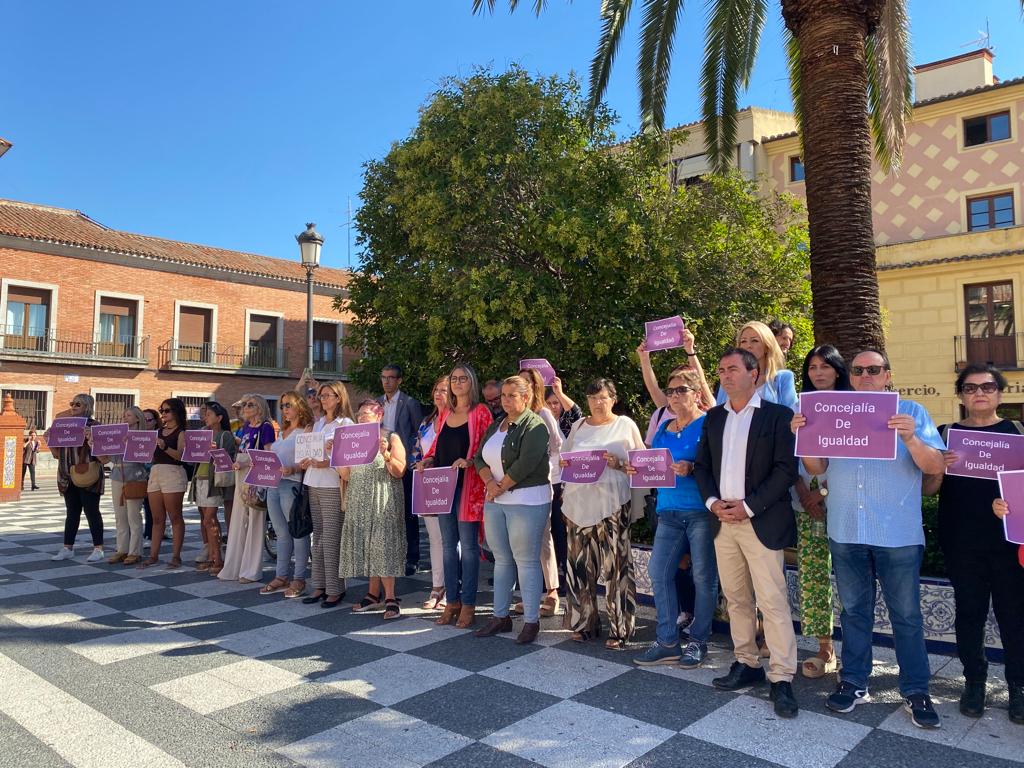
left=559, top=378, right=645, bottom=649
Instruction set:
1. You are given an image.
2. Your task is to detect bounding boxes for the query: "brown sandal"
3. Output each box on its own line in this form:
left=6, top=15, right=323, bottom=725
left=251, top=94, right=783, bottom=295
left=260, top=577, right=289, bottom=595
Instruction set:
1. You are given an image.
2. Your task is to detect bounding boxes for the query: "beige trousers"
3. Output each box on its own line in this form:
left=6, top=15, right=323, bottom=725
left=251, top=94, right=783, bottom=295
left=218, top=477, right=266, bottom=582
left=714, top=518, right=797, bottom=682
left=110, top=480, right=144, bottom=557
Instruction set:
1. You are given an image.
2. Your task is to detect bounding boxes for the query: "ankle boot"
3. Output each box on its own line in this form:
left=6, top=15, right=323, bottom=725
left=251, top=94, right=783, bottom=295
left=959, top=680, right=986, bottom=717
left=516, top=622, right=540, bottom=645
left=455, top=604, right=476, bottom=628
left=1009, top=684, right=1024, bottom=725
left=436, top=601, right=462, bottom=626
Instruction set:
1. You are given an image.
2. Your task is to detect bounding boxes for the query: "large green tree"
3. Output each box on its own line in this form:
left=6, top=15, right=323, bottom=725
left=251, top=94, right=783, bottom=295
left=341, top=68, right=808, bottom=410
left=475, top=0, right=916, bottom=357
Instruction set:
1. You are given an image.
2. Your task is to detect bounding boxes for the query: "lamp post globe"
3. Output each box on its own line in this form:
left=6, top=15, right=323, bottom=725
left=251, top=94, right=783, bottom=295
left=296, top=223, right=323, bottom=374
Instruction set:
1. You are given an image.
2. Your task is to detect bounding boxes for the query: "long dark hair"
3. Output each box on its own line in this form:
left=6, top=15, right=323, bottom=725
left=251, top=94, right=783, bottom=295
left=205, top=401, right=232, bottom=432
left=160, top=398, right=188, bottom=430
left=800, top=345, right=852, bottom=392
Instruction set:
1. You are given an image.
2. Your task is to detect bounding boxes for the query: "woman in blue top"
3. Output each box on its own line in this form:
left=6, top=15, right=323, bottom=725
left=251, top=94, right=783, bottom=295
left=627, top=368, right=718, bottom=670
left=715, top=320, right=798, bottom=410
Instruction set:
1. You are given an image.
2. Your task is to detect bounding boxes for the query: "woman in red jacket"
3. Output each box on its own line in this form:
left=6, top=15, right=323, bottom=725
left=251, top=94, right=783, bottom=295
left=423, top=363, right=493, bottom=628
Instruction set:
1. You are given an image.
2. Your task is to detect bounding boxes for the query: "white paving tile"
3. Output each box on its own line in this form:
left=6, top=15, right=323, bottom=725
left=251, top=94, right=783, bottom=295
left=212, top=621, right=334, bottom=658
left=244, top=598, right=329, bottom=622
left=480, top=646, right=631, bottom=699
left=278, top=707, right=472, bottom=768
left=5, top=600, right=118, bottom=628
left=682, top=694, right=872, bottom=768
left=69, top=627, right=199, bottom=665
left=0, top=580, right=57, bottom=599
left=23, top=564, right=106, bottom=581
left=151, top=658, right=303, bottom=714
left=321, top=652, right=470, bottom=706
left=877, top=697, right=976, bottom=748
left=643, top=643, right=738, bottom=688
left=127, top=598, right=233, bottom=624
left=955, top=709, right=1024, bottom=763
left=0, top=552, right=53, bottom=566
left=344, top=616, right=470, bottom=652
left=171, top=578, right=263, bottom=597
left=67, top=578, right=164, bottom=601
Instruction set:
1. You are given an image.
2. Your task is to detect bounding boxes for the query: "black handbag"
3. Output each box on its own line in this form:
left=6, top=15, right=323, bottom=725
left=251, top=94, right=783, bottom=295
left=288, top=484, right=313, bottom=539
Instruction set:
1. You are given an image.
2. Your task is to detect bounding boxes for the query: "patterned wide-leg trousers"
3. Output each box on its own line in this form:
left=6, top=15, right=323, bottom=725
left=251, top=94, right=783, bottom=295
left=796, top=510, right=834, bottom=638
left=309, top=486, right=346, bottom=597
left=564, top=502, right=637, bottom=641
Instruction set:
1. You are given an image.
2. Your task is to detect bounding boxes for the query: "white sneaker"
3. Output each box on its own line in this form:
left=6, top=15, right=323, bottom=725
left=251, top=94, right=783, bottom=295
left=86, top=548, right=104, bottom=563
left=51, top=547, right=74, bottom=561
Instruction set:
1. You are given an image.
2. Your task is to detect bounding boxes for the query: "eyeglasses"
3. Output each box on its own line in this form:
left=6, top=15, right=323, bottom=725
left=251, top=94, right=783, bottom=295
left=586, top=394, right=612, bottom=402
left=664, top=386, right=694, bottom=396
left=449, top=375, right=470, bottom=384
left=242, top=401, right=257, bottom=408
left=851, top=365, right=888, bottom=376
left=281, top=402, right=295, bottom=408
left=961, top=382, right=1000, bottom=394
left=158, top=408, right=172, bottom=414
left=69, top=401, right=84, bottom=408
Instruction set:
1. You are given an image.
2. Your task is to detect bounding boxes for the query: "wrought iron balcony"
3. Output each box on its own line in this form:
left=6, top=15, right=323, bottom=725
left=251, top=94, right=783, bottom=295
left=312, top=356, right=344, bottom=376
left=158, top=340, right=289, bottom=374
left=953, top=333, right=1024, bottom=372
left=0, top=325, right=149, bottom=366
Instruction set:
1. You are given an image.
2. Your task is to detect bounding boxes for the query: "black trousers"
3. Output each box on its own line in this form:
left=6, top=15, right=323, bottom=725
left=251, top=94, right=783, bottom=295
left=551, top=485, right=568, bottom=586
left=21, top=462, right=37, bottom=488
left=944, top=544, right=1024, bottom=686
left=62, top=484, right=104, bottom=547
left=403, top=470, right=419, bottom=565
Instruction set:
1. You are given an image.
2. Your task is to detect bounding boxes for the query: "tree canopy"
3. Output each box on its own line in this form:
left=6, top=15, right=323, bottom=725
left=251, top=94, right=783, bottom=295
left=340, top=67, right=809, bottom=413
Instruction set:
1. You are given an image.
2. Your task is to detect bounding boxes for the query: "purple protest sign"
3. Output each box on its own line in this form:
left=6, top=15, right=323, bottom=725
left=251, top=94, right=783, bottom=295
left=996, top=470, right=1024, bottom=545
left=519, top=358, right=556, bottom=386
left=412, top=467, right=460, bottom=515
left=181, top=430, right=213, bottom=463
left=209, top=449, right=234, bottom=473
left=795, top=391, right=899, bottom=460
left=627, top=448, right=675, bottom=489
left=244, top=449, right=282, bottom=488
left=47, top=417, right=87, bottom=448
left=124, top=431, right=158, bottom=463
left=560, top=450, right=608, bottom=484
left=945, top=429, right=1024, bottom=480
left=90, top=423, right=128, bottom=456
left=644, top=316, right=685, bottom=352
left=330, top=422, right=381, bottom=467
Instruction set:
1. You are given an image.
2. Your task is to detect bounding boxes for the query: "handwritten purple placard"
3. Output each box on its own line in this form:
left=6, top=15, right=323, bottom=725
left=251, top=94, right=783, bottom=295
left=412, top=467, right=460, bottom=515
left=181, top=430, right=213, bottom=463
left=47, top=417, right=87, bottom=448
left=209, top=449, right=234, bottom=473
left=996, top=470, right=1024, bottom=545
left=945, top=429, right=1024, bottom=480
left=627, top=448, right=675, bottom=489
left=330, top=422, right=381, bottom=467
left=795, top=391, right=899, bottom=460
left=90, top=423, right=128, bottom=456
left=124, top=431, right=158, bottom=463
left=560, top=450, right=608, bottom=484
left=644, top=316, right=685, bottom=352
left=244, top=449, right=282, bottom=488
left=519, top=358, right=556, bottom=386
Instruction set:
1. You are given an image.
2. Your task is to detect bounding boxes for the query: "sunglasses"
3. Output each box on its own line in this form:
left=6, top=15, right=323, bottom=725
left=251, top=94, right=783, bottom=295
left=961, top=382, right=1000, bottom=394
left=664, top=386, right=694, bottom=396
left=281, top=402, right=295, bottom=408
left=242, top=401, right=257, bottom=407
left=158, top=408, right=172, bottom=414
left=69, top=401, right=84, bottom=407
left=851, top=365, right=887, bottom=376
left=305, top=388, right=317, bottom=396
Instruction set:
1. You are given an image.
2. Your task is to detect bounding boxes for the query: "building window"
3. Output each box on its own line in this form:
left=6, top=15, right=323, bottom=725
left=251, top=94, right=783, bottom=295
left=247, top=313, right=280, bottom=368
left=4, top=286, right=51, bottom=351
left=964, top=281, right=1016, bottom=367
left=967, top=192, right=1015, bottom=231
left=97, top=297, right=140, bottom=358
left=177, top=305, right=213, bottom=363
left=1, top=388, right=48, bottom=430
left=313, top=321, right=341, bottom=374
left=94, top=392, right=136, bottom=425
left=964, top=111, right=1011, bottom=147
left=175, top=395, right=211, bottom=429
left=789, top=157, right=805, bottom=183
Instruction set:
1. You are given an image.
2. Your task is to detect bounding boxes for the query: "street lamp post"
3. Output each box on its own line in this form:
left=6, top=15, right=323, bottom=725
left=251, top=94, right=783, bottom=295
left=296, top=223, right=323, bottom=374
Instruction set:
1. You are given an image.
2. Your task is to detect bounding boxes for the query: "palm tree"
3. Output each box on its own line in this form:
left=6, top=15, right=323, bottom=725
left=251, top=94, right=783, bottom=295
left=473, top=0, right=916, bottom=355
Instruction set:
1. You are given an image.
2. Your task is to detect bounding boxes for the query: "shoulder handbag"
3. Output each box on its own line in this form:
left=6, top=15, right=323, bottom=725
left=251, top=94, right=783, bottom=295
left=213, top=431, right=236, bottom=488
left=122, top=479, right=149, bottom=500
left=71, top=460, right=101, bottom=489
left=288, top=484, right=313, bottom=538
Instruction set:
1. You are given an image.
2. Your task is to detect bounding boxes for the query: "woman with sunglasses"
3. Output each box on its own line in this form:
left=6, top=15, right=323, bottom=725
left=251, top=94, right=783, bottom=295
left=220, top=394, right=275, bottom=583
left=102, top=406, right=149, bottom=566
left=925, top=365, right=1024, bottom=723
left=50, top=394, right=107, bottom=562
left=422, top=363, right=494, bottom=629
left=262, top=391, right=314, bottom=597
left=411, top=375, right=451, bottom=610
left=194, top=402, right=236, bottom=576
left=142, top=398, right=188, bottom=568
left=300, top=381, right=354, bottom=607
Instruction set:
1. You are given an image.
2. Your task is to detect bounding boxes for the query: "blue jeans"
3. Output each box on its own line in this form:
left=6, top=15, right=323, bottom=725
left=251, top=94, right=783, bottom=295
left=266, top=478, right=310, bottom=580
left=829, top=541, right=930, bottom=696
left=438, top=486, right=480, bottom=605
left=648, top=509, right=718, bottom=646
left=484, top=501, right=551, bottom=622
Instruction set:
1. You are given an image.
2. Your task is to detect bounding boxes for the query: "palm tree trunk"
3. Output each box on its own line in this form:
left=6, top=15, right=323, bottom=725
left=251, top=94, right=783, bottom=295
left=782, top=0, right=887, bottom=356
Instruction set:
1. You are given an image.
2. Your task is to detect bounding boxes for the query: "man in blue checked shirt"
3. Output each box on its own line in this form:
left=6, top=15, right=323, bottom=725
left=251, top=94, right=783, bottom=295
left=793, top=349, right=945, bottom=730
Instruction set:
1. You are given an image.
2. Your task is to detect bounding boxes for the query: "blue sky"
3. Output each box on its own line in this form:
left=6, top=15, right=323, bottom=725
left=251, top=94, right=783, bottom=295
left=2, top=1, right=1022, bottom=270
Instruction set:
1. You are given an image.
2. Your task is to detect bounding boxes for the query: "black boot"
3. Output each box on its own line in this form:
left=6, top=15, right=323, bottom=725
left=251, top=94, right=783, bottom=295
left=712, top=661, right=766, bottom=690
left=1009, top=684, right=1024, bottom=725
left=959, top=680, right=986, bottom=717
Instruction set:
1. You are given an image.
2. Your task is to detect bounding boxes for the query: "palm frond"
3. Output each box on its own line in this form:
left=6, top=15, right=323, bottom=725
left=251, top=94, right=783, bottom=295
left=637, top=0, right=686, bottom=133
left=699, top=0, right=767, bottom=172
left=471, top=0, right=548, bottom=15
left=588, top=0, right=636, bottom=115
left=783, top=27, right=805, bottom=160
left=865, top=0, right=912, bottom=172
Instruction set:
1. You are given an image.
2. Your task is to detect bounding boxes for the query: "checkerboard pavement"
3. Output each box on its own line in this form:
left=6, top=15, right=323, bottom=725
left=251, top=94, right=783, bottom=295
left=1, top=486, right=1021, bottom=768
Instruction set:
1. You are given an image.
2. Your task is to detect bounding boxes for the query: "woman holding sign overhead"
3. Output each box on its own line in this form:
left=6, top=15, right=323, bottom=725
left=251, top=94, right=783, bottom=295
left=715, top=321, right=797, bottom=410
left=142, top=398, right=188, bottom=569
left=104, top=406, right=149, bottom=566
left=924, top=365, right=1024, bottom=723
left=560, top=378, right=645, bottom=649
left=423, top=363, right=493, bottom=629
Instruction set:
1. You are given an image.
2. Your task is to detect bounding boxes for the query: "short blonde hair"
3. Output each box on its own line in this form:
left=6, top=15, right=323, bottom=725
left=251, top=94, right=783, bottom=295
left=735, top=321, right=785, bottom=385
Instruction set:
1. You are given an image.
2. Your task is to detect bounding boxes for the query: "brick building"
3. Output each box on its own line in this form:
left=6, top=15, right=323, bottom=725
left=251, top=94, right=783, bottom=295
left=0, top=199, right=358, bottom=438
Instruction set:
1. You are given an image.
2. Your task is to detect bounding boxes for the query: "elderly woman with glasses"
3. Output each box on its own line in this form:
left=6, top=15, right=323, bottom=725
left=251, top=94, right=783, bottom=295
left=559, top=378, right=645, bottom=649
left=300, top=381, right=355, bottom=608
left=50, top=394, right=107, bottom=562
left=220, top=394, right=276, bottom=583
left=142, top=398, right=189, bottom=568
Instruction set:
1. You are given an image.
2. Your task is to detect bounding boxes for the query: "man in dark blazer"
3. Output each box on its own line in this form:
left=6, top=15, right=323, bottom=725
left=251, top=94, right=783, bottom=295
left=377, top=364, right=424, bottom=575
left=694, top=348, right=799, bottom=717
